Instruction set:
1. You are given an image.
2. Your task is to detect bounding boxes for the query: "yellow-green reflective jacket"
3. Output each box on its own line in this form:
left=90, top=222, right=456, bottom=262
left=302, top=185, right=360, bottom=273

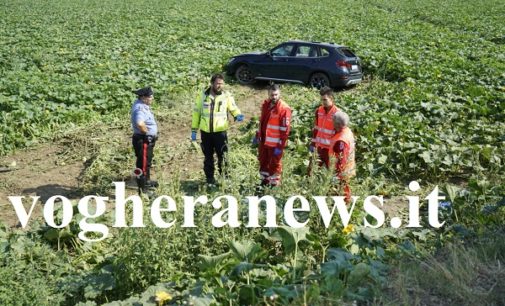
left=191, top=89, right=241, bottom=133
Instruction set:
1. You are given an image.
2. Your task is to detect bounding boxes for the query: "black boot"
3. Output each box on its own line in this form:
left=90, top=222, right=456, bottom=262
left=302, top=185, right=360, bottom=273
left=145, top=168, right=158, bottom=189
left=136, top=176, right=147, bottom=195
left=255, top=184, right=264, bottom=196
left=206, top=177, right=216, bottom=185
left=146, top=180, right=159, bottom=188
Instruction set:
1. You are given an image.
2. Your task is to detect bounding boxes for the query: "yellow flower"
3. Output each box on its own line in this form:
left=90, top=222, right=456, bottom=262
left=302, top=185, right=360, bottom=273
left=155, top=291, right=172, bottom=306
left=342, top=224, right=354, bottom=235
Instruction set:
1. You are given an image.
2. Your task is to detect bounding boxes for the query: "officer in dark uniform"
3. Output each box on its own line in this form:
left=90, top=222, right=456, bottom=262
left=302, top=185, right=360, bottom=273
left=131, top=86, right=158, bottom=194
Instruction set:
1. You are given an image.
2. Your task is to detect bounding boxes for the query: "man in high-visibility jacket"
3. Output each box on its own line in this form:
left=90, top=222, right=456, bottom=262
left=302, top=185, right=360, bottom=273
left=191, top=74, right=243, bottom=185
left=328, top=111, right=356, bottom=203
left=310, top=86, right=341, bottom=169
left=253, top=84, right=292, bottom=187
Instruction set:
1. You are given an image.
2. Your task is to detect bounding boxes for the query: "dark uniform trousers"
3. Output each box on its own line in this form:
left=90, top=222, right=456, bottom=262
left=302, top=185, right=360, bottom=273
left=132, top=134, right=156, bottom=191
left=200, top=131, right=228, bottom=183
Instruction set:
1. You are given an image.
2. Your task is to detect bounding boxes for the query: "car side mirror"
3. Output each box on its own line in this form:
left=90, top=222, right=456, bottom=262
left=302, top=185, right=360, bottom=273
left=266, top=51, right=272, bottom=57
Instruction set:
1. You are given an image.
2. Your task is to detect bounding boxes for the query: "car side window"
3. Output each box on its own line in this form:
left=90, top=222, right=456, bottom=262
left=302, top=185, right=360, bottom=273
left=319, top=47, right=330, bottom=57
left=295, top=45, right=318, bottom=57
left=271, top=44, right=294, bottom=57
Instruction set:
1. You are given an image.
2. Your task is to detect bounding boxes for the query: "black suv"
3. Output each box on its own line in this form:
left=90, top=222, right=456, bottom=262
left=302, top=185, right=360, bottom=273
left=225, top=40, right=362, bottom=88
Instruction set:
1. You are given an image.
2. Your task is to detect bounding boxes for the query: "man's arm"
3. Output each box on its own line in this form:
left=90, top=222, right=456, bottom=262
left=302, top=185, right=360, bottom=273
left=311, top=109, right=318, bottom=146
left=256, top=101, right=266, bottom=141
left=277, top=107, right=292, bottom=149
left=191, top=92, right=203, bottom=131
left=333, top=140, right=349, bottom=176
left=227, top=95, right=241, bottom=118
left=137, top=121, right=148, bottom=134
left=133, top=108, right=148, bottom=134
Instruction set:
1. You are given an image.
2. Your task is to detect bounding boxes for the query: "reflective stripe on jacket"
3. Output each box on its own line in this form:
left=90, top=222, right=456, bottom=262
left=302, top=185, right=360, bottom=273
left=260, top=99, right=291, bottom=148
left=191, top=89, right=241, bottom=133
left=328, top=126, right=356, bottom=179
left=313, top=105, right=339, bottom=149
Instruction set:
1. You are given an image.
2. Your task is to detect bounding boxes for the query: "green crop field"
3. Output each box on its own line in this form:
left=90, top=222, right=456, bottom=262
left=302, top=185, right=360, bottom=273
left=0, top=0, right=504, bottom=305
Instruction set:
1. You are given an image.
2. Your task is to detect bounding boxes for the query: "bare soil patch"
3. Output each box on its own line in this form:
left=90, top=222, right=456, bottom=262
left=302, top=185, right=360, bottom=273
left=0, top=85, right=265, bottom=227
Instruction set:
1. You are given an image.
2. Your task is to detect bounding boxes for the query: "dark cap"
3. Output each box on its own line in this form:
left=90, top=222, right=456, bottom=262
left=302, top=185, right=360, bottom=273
left=133, top=86, right=154, bottom=97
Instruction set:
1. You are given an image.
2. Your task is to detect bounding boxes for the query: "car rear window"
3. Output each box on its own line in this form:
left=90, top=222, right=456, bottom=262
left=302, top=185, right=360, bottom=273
left=338, top=48, right=356, bottom=58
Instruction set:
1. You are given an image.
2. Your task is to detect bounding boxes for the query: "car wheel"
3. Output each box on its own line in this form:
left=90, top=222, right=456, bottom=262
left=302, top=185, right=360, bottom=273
left=309, top=72, right=330, bottom=89
left=235, top=65, right=255, bottom=85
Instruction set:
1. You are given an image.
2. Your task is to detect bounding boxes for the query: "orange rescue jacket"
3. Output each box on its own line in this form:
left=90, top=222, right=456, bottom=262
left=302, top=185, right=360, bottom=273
left=328, top=126, right=356, bottom=179
left=259, top=99, right=291, bottom=148
left=313, top=105, right=340, bottom=149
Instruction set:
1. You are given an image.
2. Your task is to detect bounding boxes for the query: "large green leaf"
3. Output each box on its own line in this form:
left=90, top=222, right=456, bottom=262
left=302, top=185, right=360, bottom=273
left=275, top=226, right=309, bottom=255
left=229, top=240, right=261, bottom=262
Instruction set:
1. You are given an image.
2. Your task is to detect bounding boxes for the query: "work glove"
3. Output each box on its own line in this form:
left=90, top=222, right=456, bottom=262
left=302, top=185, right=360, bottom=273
left=251, top=136, right=258, bottom=145
left=309, top=145, right=315, bottom=153
left=235, top=114, right=244, bottom=122
left=191, top=131, right=197, bottom=141
left=273, top=148, right=282, bottom=156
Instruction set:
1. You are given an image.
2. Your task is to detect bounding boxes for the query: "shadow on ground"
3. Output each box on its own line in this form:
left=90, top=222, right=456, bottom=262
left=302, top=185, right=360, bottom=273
left=22, top=184, right=80, bottom=202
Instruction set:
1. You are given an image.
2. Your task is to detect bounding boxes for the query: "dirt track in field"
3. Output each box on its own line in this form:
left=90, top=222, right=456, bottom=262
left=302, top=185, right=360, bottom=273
left=0, top=86, right=266, bottom=227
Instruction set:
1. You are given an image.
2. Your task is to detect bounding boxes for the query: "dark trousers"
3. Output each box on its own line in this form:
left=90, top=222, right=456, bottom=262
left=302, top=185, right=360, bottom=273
left=132, top=134, right=156, bottom=191
left=200, top=131, right=228, bottom=182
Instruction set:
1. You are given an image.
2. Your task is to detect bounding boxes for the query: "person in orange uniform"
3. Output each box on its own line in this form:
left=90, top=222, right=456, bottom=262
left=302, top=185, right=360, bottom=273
left=253, top=84, right=292, bottom=187
left=328, top=111, right=356, bottom=203
left=309, top=86, right=341, bottom=169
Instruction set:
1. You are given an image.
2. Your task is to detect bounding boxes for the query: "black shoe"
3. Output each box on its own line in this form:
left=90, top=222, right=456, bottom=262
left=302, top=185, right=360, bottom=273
left=146, top=180, right=159, bottom=188
left=255, top=185, right=264, bottom=196
left=136, top=177, right=146, bottom=195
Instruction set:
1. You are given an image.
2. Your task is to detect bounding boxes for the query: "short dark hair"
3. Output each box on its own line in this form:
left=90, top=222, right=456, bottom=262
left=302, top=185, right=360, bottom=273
left=319, top=86, right=333, bottom=97
left=268, top=83, right=281, bottom=92
left=211, top=73, right=225, bottom=84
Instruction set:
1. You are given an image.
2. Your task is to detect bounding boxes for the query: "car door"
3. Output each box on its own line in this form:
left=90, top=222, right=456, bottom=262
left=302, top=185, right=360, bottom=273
left=255, top=43, right=296, bottom=80
left=285, top=44, right=320, bottom=82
